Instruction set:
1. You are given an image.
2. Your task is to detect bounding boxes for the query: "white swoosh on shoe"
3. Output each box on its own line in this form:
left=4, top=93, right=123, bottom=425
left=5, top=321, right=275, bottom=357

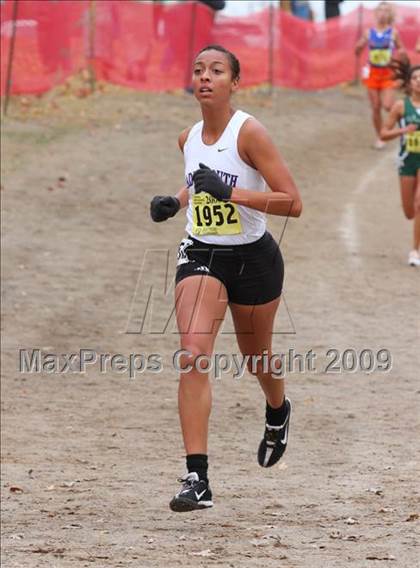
left=263, top=447, right=274, bottom=467
left=280, top=424, right=289, bottom=445
left=195, top=490, right=206, bottom=500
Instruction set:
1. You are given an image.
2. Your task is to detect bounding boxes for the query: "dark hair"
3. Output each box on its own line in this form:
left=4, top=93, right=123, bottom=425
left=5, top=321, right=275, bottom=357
left=196, top=44, right=240, bottom=81
left=391, top=58, right=420, bottom=94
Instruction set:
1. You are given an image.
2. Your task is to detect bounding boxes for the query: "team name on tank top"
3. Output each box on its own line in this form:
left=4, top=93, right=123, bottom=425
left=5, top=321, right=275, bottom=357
left=183, top=110, right=267, bottom=245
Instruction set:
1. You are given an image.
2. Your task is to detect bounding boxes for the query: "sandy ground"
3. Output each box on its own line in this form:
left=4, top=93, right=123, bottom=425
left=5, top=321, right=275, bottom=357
left=1, top=82, right=419, bottom=568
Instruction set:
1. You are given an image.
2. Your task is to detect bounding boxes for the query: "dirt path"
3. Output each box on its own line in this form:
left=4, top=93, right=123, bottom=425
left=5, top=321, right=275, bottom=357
left=1, top=85, right=419, bottom=568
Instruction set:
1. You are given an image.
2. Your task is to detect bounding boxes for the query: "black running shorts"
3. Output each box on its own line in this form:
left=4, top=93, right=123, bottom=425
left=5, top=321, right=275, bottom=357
left=175, top=232, right=284, bottom=305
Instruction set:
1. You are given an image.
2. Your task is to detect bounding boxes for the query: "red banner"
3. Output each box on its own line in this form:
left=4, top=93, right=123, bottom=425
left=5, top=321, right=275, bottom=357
left=1, top=0, right=419, bottom=96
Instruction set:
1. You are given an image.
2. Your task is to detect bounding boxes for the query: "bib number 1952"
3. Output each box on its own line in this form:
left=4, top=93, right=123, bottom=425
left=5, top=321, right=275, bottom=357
left=192, top=194, right=242, bottom=236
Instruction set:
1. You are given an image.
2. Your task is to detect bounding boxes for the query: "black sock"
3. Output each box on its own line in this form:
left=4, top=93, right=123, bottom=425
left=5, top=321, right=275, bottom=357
left=266, top=397, right=287, bottom=426
left=186, top=454, right=208, bottom=482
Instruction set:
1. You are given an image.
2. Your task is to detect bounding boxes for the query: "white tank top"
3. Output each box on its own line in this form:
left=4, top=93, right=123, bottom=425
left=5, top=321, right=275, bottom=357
left=183, top=110, right=267, bottom=245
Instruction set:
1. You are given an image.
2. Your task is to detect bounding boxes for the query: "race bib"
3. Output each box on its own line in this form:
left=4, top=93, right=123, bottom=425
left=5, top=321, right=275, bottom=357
left=192, top=193, right=242, bottom=236
left=369, top=49, right=391, bottom=67
left=407, top=131, right=420, bottom=154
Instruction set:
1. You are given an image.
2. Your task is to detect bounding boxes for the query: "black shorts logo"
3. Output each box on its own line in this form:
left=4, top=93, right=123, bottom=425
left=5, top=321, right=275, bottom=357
left=177, top=238, right=193, bottom=266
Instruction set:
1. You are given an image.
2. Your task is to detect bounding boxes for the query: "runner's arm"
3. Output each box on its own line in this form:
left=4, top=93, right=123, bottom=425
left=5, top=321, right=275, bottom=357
left=393, top=29, right=406, bottom=58
left=175, top=186, right=189, bottom=208
left=178, top=127, right=191, bottom=152
left=229, top=119, right=302, bottom=218
left=355, top=30, right=368, bottom=55
left=380, top=100, right=415, bottom=141
left=174, top=128, right=192, bottom=208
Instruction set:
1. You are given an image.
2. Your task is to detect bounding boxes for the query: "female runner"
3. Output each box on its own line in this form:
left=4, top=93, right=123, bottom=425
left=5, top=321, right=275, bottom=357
left=355, top=1, right=405, bottom=149
left=150, top=45, right=302, bottom=512
left=381, top=60, right=420, bottom=266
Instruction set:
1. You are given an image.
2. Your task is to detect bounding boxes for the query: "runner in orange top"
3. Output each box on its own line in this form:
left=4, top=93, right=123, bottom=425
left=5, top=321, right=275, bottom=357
left=355, top=2, right=405, bottom=149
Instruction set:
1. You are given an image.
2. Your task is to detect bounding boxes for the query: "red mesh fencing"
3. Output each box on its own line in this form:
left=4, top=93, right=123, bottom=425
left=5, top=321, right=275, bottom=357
left=92, top=1, right=214, bottom=91
left=1, top=0, right=419, bottom=96
left=1, top=0, right=88, bottom=95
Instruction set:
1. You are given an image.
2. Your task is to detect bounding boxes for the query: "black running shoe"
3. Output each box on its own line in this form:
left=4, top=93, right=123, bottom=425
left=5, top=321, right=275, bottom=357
left=169, top=472, right=213, bottom=512
left=258, top=397, right=291, bottom=468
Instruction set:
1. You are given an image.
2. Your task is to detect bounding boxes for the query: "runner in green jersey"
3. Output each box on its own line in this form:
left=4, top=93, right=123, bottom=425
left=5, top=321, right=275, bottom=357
left=381, top=60, right=420, bottom=266
left=398, top=96, right=420, bottom=177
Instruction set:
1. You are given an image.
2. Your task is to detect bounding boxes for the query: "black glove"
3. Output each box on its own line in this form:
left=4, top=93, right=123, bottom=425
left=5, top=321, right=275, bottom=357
left=192, top=162, right=233, bottom=201
left=150, top=196, right=180, bottom=222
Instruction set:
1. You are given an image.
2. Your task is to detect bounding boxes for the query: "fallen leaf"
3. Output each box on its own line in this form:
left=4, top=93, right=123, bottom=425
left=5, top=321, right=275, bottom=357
left=250, top=536, right=271, bottom=547
left=31, top=547, right=65, bottom=555
left=367, top=487, right=383, bottom=495
left=74, top=555, right=110, bottom=561
left=76, top=88, right=90, bottom=98
left=189, top=549, right=212, bottom=557
left=366, top=554, right=395, bottom=561
left=57, top=174, right=69, bottom=189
